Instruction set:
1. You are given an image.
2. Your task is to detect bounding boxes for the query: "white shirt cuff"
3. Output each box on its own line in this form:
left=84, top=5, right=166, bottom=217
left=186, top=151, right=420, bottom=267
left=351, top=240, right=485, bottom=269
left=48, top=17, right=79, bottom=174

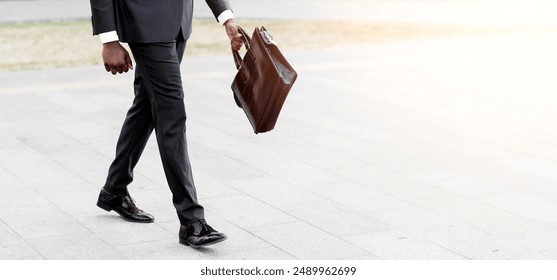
left=99, top=31, right=119, bottom=44
left=217, top=10, right=235, bottom=25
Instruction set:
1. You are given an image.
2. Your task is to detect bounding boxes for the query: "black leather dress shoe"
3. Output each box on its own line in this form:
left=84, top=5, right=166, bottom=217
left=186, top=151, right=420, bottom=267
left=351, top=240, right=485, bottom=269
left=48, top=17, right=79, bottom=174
left=179, top=219, right=227, bottom=248
left=96, top=188, right=154, bottom=223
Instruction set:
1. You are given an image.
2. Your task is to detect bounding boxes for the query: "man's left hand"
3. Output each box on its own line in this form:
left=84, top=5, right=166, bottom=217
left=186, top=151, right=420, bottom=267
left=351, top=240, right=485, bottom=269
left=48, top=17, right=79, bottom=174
left=224, top=19, right=243, bottom=51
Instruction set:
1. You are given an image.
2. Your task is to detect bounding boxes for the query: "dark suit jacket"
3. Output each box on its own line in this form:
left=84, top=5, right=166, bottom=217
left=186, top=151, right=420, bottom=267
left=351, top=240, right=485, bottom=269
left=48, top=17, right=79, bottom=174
left=90, top=0, right=231, bottom=43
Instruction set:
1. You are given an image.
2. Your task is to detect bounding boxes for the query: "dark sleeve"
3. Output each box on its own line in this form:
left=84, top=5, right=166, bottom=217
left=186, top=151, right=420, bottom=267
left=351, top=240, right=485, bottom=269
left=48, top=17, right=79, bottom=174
left=205, top=0, right=232, bottom=21
left=90, top=0, right=116, bottom=35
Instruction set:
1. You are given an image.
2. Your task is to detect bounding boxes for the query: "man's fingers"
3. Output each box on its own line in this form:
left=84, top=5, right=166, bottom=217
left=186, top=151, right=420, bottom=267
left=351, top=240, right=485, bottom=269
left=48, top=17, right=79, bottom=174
left=105, top=60, right=132, bottom=75
left=125, top=54, right=134, bottom=70
left=231, top=41, right=242, bottom=51
left=233, top=36, right=243, bottom=43
left=102, top=41, right=133, bottom=75
left=231, top=26, right=243, bottom=50
left=228, top=32, right=241, bottom=39
left=107, top=64, right=118, bottom=75
left=231, top=35, right=244, bottom=51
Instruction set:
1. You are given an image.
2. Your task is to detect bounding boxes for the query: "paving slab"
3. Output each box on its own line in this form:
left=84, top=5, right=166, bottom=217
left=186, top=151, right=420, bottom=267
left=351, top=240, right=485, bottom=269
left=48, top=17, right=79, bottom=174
left=27, top=232, right=128, bottom=260
left=249, top=221, right=370, bottom=260
left=343, top=229, right=467, bottom=260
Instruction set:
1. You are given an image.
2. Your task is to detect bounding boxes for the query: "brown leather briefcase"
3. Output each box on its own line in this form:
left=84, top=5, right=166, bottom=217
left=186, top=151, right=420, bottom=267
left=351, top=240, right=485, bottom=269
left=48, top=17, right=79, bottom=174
left=231, top=26, right=298, bottom=134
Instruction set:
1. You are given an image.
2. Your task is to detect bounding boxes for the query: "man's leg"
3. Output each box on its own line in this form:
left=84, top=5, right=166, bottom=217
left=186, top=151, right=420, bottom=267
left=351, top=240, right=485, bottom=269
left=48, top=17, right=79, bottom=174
left=128, top=40, right=204, bottom=225
left=100, top=38, right=225, bottom=247
left=172, top=38, right=227, bottom=247
left=103, top=71, right=154, bottom=197
left=96, top=67, right=156, bottom=223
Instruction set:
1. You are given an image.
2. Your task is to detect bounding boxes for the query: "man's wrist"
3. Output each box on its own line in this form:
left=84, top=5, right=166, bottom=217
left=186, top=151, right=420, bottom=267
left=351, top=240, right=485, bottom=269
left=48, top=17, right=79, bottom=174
left=217, top=10, right=235, bottom=26
left=99, top=31, right=119, bottom=44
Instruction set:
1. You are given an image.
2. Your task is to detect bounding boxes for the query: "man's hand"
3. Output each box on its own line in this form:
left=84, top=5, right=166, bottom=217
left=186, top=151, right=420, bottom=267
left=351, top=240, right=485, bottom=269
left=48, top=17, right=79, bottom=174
left=224, top=19, right=244, bottom=51
left=102, top=41, right=133, bottom=75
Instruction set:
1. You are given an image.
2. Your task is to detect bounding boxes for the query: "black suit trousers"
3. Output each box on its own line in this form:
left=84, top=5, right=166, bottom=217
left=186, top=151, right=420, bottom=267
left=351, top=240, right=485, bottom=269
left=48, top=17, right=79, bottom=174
left=104, top=37, right=204, bottom=225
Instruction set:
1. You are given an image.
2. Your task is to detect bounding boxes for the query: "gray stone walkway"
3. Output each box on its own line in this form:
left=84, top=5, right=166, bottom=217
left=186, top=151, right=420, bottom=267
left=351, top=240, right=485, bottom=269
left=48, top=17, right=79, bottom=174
left=2, top=29, right=557, bottom=259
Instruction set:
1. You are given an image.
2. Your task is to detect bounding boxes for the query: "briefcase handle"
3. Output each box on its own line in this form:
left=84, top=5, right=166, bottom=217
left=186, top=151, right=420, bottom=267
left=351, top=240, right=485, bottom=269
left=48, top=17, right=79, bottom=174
left=232, top=27, right=252, bottom=70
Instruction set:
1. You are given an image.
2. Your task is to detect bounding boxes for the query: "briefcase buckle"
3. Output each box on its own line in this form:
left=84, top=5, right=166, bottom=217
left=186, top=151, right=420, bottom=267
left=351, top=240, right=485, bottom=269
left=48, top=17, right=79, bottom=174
left=260, top=30, right=276, bottom=45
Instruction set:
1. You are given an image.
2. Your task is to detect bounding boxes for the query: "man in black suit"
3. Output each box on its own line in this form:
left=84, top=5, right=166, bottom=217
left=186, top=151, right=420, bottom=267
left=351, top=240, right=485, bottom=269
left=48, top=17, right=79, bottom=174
left=90, top=0, right=243, bottom=248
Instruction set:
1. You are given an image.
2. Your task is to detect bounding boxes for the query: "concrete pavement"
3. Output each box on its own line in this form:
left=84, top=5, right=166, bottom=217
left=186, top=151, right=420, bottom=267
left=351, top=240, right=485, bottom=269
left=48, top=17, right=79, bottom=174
left=2, top=30, right=557, bottom=259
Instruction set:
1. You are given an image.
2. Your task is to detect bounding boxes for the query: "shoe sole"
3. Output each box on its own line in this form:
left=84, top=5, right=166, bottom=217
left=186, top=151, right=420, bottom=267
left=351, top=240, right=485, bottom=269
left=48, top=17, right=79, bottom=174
left=96, top=200, right=154, bottom=223
left=179, top=236, right=228, bottom=248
